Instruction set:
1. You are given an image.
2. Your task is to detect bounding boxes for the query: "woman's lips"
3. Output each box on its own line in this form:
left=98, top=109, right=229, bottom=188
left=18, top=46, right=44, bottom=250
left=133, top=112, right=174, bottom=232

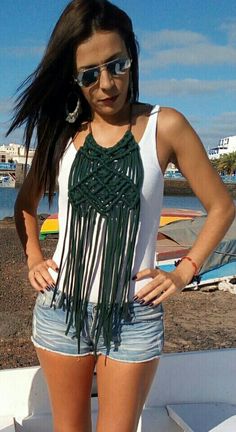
left=100, top=95, right=118, bottom=105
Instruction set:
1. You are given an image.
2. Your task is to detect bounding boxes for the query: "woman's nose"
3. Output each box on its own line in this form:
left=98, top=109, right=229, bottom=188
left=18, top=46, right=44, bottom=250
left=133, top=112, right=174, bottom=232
left=99, top=67, right=114, bottom=89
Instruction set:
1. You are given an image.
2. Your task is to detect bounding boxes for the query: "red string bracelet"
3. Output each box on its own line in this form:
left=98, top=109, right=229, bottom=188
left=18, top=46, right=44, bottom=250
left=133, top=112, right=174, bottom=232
left=175, top=256, right=199, bottom=275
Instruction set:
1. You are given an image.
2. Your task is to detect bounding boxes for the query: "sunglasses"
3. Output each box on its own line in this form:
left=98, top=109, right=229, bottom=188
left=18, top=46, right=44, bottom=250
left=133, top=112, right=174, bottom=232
left=75, top=57, right=132, bottom=88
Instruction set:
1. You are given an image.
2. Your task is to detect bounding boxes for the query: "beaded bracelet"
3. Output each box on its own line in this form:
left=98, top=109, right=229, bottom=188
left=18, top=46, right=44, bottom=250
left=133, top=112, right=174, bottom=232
left=174, top=256, right=201, bottom=284
left=179, top=256, right=198, bottom=275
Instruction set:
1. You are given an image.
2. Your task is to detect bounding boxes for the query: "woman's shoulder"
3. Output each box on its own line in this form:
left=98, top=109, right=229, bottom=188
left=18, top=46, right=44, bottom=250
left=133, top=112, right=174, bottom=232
left=131, top=103, right=157, bottom=129
left=132, top=102, right=155, bottom=116
left=134, top=103, right=188, bottom=132
left=134, top=103, right=186, bottom=122
left=158, top=106, right=191, bottom=137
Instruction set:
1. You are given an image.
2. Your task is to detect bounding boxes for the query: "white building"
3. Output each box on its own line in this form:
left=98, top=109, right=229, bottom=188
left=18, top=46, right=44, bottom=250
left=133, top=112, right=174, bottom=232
left=0, top=143, right=35, bottom=165
left=208, top=135, right=236, bottom=160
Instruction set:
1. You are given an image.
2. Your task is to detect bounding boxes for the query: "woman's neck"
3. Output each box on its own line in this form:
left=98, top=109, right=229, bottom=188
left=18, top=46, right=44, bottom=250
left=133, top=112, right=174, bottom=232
left=91, top=102, right=132, bottom=127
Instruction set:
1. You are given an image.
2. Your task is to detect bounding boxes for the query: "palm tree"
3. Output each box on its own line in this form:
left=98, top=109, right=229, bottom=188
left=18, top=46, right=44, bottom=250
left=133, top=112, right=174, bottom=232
left=210, top=158, right=219, bottom=171
left=214, top=152, right=236, bottom=176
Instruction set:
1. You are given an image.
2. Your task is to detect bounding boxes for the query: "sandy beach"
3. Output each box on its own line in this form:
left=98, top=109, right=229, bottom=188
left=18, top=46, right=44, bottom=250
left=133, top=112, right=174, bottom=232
left=1, top=216, right=236, bottom=370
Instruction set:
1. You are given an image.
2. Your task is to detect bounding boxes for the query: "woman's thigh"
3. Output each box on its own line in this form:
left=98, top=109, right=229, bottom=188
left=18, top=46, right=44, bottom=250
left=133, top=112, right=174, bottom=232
left=96, top=355, right=159, bottom=432
left=36, top=348, right=96, bottom=432
left=96, top=302, right=164, bottom=362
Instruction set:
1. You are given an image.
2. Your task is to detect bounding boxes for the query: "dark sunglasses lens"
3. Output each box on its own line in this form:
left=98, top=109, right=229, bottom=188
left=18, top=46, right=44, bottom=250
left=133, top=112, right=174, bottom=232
left=81, top=69, right=99, bottom=87
left=108, top=59, right=130, bottom=75
left=78, top=58, right=131, bottom=86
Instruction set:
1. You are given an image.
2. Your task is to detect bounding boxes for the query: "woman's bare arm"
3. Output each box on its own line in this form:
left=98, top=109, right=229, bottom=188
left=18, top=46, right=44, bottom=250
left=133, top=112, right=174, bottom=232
left=162, top=108, right=235, bottom=266
left=134, top=108, right=235, bottom=303
left=14, top=163, right=58, bottom=292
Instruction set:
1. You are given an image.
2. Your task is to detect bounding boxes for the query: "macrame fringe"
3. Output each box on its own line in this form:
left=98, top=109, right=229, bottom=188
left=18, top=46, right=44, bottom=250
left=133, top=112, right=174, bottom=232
left=53, top=130, right=144, bottom=353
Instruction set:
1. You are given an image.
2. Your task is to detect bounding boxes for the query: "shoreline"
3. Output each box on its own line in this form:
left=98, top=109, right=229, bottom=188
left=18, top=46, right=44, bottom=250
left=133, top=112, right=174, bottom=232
left=164, top=179, right=236, bottom=198
left=1, top=179, right=236, bottom=222
left=1, top=217, right=236, bottom=369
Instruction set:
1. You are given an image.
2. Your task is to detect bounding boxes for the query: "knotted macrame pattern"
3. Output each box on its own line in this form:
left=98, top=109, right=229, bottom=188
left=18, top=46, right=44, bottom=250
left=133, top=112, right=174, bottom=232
left=55, top=130, right=144, bottom=353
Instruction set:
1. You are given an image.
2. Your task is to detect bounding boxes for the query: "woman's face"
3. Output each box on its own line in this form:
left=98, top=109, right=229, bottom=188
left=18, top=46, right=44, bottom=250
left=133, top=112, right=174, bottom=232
left=75, top=31, right=131, bottom=118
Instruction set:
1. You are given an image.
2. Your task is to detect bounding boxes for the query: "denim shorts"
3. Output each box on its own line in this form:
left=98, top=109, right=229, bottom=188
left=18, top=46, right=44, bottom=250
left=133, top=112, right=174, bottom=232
left=32, top=289, right=164, bottom=363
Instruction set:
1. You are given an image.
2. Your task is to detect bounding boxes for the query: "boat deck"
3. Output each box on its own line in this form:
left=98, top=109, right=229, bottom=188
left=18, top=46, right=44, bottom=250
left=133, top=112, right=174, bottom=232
left=1, top=349, right=236, bottom=431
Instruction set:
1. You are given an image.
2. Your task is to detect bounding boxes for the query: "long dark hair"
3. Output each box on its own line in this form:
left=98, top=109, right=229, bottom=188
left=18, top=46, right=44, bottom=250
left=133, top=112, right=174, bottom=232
left=6, top=0, right=139, bottom=201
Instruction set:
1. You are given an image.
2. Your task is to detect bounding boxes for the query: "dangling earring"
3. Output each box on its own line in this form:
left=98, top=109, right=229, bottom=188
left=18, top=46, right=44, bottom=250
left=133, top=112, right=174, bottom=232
left=65, top=91, right=81, bottom=123
left=129, top=72, right=134, bottom=103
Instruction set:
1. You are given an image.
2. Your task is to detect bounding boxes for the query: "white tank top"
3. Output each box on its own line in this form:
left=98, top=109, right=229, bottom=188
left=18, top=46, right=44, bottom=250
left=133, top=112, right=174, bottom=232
left=50, top=105, right=164, bottom=301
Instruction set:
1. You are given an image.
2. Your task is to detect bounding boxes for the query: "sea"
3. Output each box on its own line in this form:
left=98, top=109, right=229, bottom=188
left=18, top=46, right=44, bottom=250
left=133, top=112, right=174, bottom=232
left=0, top=187, right=209, bottom=220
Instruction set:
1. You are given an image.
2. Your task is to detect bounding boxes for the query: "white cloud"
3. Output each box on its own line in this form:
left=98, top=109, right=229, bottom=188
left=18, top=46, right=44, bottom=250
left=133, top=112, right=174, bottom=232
left=220, top=20, right=236, bottom=45
left=140, top=29, right=236, bottom=69
left=0, top=45, right=45, bottom=58
left=0, top=98, right=16, bottom=143
left=210, top=112, right=236, bottom=135
left=141, top=30, right=208, bottom=50
left=0, top=99, right=14, bottom=114
left=0, top=121, right=24, bottom=145
left=141, top=45, right=236, bottom=69
left=141, top=79, right=236, bottom=96
left=192, top=112, right=236, bottom=149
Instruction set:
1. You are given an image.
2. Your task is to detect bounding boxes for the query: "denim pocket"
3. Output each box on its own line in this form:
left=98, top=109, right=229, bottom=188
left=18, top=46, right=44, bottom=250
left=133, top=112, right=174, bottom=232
left=127, top=302, right=164, bottom=323
left=35, top=290, right=60, bottom=309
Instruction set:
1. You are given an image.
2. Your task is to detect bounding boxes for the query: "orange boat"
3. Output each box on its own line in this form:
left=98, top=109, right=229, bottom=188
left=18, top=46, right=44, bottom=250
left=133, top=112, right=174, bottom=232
left=39, top=208, right=203, bottom=240
left=159, top=207, right=203, bottom=227
left=39, top=214, right=59, bottom=240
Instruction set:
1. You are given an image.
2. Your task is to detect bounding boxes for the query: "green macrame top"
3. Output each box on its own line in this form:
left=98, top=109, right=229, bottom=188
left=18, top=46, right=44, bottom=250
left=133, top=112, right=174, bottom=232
left=55, top=128, right=144, bottom=353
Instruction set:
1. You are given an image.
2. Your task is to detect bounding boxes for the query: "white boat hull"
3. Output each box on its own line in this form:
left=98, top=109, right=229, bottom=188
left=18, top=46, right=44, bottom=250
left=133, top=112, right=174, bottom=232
left=1, top=348, right=236, bottom=431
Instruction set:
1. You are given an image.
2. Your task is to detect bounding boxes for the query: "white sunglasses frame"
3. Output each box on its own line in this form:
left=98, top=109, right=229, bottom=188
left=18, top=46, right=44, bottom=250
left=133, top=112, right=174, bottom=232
left=75, top=57, right=132, bottom=88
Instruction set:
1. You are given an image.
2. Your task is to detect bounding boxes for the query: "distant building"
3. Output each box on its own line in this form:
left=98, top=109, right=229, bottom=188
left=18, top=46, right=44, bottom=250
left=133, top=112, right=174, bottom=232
left=0, top=143, right=35, bottom=165
left=164, top=162, right=183, bottom=178
left=208, top=136, right=236, bottom=160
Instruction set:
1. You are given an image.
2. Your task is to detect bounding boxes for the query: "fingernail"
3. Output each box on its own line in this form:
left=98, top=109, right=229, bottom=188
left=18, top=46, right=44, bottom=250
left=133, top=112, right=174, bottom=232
left=40, top=290, right=44, bottom=294
left=45, top=286, right=51, bottom=291
left=133, top=295, right=138, bottom=301
left=132, top=275, right=137, bottom=281
left=49, top=284, right=55, bottom=291
left=144, top=300, right=152, bottom=306
left=134, top=297, right=142, bottom=303
left=55, top=267, right=59, bottom=272
left=148, top=303, right=154, bottom=308
left=139, top=299, right=145, bottom=305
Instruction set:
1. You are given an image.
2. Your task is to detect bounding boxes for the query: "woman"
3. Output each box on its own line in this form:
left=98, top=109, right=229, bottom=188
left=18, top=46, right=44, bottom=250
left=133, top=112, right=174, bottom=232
left=9, top=1, right=235, bottom=431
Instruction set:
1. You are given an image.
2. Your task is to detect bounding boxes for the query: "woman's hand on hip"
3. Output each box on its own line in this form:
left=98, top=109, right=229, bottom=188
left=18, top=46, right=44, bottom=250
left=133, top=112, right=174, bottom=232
left=28, top=259, right=58, bottom=293
left=133, top=267, right=191, bottom=306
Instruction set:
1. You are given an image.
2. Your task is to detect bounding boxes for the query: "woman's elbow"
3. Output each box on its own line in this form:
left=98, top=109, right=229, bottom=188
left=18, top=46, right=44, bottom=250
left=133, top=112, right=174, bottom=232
left=210, top=194, right=235, bottom=228
left=218, top=198, right=236, bottom=227
left=227, top=200, right=236, bottom=223
left=14, top=189, right=37, bottom=219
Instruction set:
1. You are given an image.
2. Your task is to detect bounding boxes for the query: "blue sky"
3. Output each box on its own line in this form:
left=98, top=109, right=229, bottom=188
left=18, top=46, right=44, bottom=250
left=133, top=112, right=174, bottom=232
left=0, top=0, right=236, bottom=150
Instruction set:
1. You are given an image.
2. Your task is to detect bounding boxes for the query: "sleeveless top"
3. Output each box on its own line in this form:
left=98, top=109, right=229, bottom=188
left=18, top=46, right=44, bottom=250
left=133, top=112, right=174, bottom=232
left=50, top=104, right=164, bottom=302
